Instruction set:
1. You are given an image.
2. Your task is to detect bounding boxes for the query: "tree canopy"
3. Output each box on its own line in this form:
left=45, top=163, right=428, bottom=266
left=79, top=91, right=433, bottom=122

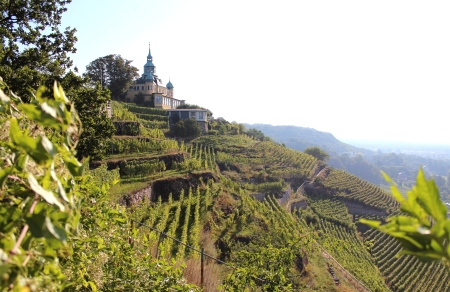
left=304, top=147, right=330, bottom=162
left=245, top=128, right=269, bottom=141
left=172, top=118, right=201, bottom=138
left=0, top=0, right=77, bottom=99
left=84, top=54, right=139, bottom=100
left=62, top=73, right=115, bottom=160
left=0, top=1, right=115, bottom=160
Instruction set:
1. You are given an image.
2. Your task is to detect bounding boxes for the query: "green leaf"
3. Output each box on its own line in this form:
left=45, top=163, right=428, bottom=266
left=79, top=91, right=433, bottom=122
left=415, top=168, right=448, bottom=222
left=359, top=219, right=381, bottom=228
left=65, top=156, right=84, bottom=177
left=0, top=166, right=13, bottom=188
left=50, top=162, right=70, bottom=203
left=45, top=217, right=67, bottom=242
left=54, top=82, right=69, bottom=103
left=18, top=103, right=63, bottom=130
left=9, top=118, right=53, bottom=164
left=14, top=153, right=28, bottom=171
left=39, top=136, right=57, bottom=158
left=25, top=212, right=46, bottom=238
left=40, top=102, right=57, bottom=119
left=28, top=173, right=65, bottom=211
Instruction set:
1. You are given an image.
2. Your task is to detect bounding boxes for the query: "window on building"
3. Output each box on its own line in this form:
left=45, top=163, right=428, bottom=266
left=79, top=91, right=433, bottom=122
left=199, top=112, right=204, bottom=119
left=142, top=86, right=144, bottom=90
left=190, top=112, right=196, bottom=118
left=156, top=96, right=162, bottom=104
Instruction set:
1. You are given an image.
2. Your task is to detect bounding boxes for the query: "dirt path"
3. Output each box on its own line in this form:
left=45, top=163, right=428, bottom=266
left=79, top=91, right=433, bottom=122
left=280, top=165, right=372, bottom=292
left=321, top=249, right=372, bottom=292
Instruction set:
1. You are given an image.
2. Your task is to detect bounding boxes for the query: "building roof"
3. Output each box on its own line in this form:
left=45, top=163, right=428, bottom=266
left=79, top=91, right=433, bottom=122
left=144, top=60, right=155, bottom=67
left=145, top=72, right=154, bottom=80
left=166, top=109, right=207, bottom=112
left=145, top=43, right=155, bottom=68
left=166, top=79, right=174, bottom=89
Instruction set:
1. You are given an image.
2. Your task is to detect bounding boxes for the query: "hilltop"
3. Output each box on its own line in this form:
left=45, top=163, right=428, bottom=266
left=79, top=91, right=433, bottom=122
left=243, top=123, right=373, bottom=156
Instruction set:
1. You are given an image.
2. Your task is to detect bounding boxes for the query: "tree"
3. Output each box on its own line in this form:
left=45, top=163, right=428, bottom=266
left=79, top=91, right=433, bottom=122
left=245, top=128, right=267, bottom=141
left=0, top=1, right=114, bottom=161
left=84, top=54, right=139, bottom=100
left=304, top=147, right=330, bottom=162
left=0, top=0, right=77, bottom=100
left=172, top=118, right=201, bottom=138
left=135, top=92, right=145, bottom=105
left=58, top=71, right=115, bottom=161
left=65, top=75, right=115, bottom=161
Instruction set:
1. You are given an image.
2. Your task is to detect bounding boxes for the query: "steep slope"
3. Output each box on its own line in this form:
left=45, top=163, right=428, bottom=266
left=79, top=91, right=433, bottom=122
left=96, top=101, right=449, bottom=291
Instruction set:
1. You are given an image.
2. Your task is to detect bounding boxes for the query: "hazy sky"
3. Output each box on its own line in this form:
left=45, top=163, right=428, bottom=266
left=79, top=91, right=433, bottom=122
left=61, top=0, right=450, bottom=144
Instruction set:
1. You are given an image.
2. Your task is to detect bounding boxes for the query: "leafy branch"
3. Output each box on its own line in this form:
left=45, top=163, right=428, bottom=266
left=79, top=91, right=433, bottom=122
left=361, top=169, right=450, bottom=266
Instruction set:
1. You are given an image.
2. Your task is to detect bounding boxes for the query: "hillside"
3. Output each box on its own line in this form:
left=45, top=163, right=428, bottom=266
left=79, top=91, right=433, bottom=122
left=6, top=91, right=449, bottom=291
left=244, top=123, right=373, bottom=155
left=246, top=124, right=450, bottom=197
left=87, top=101, right=450, bottom=291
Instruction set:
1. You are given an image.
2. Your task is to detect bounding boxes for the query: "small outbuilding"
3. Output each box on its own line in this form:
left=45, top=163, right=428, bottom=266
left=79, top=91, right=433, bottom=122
left=166, top=109, right=208, bottom=133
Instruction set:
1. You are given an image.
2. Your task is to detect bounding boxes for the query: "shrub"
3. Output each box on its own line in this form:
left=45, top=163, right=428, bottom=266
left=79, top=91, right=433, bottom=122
left=173, top=118, right=201, bottom=138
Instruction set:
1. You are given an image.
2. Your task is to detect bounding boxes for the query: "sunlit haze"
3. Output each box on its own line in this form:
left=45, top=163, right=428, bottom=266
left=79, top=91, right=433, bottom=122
left=61, top=0, right=450, bottom=144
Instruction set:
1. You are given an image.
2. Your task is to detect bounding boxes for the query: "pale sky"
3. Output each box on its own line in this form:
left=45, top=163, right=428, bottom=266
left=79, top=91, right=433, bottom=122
left=61, top=0, right=450, bottom=144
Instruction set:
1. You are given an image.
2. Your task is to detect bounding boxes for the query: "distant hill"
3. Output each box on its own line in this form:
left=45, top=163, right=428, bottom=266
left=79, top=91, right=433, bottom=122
left=244, top=123, right=373, bottom=156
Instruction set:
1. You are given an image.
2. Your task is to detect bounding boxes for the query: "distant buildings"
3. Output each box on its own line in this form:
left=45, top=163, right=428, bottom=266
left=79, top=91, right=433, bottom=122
left=398, top=172, right=408, bottom=182
left=125, top=44, right=184, bottom=109
left=124, top=44, right=208, bottom=133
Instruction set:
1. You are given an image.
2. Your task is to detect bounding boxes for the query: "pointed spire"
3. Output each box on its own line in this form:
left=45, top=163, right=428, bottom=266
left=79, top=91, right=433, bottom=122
left=147, top=42, right=152, bottom=60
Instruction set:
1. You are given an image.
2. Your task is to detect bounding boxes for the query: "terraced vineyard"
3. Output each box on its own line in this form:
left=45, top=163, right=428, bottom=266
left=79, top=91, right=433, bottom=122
left=108, top=136, right=179, bottom=157
left=196, top=135, right=318, bottom=182
left=297, top=197, right=389, bottom=291
left=365, top=228, right=450, bottom=292
left=90, top=101, right=450, bottom=290
left=137, top=181, right=219, bottom=259
left=320, top=168, right=399, bottom=212
left=111, top=101, right=169, bottom=135
left=122, top=102, right=170, bottom=130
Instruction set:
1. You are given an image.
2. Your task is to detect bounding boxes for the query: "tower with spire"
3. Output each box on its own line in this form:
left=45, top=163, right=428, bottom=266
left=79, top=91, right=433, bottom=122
left=125, top=43, right=183, bottom=109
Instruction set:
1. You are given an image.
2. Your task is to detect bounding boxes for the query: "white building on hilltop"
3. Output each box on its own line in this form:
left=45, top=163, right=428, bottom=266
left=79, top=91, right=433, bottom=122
left=125, top=44, right=184, bottom=109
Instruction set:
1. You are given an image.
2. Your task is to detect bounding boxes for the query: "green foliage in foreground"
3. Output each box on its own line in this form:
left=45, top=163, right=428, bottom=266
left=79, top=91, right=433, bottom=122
left=0, top=80, right=84, bottom=290
left=362, top=169, right=450, bottom=267
left=0, top=81, right=199, bottom=291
